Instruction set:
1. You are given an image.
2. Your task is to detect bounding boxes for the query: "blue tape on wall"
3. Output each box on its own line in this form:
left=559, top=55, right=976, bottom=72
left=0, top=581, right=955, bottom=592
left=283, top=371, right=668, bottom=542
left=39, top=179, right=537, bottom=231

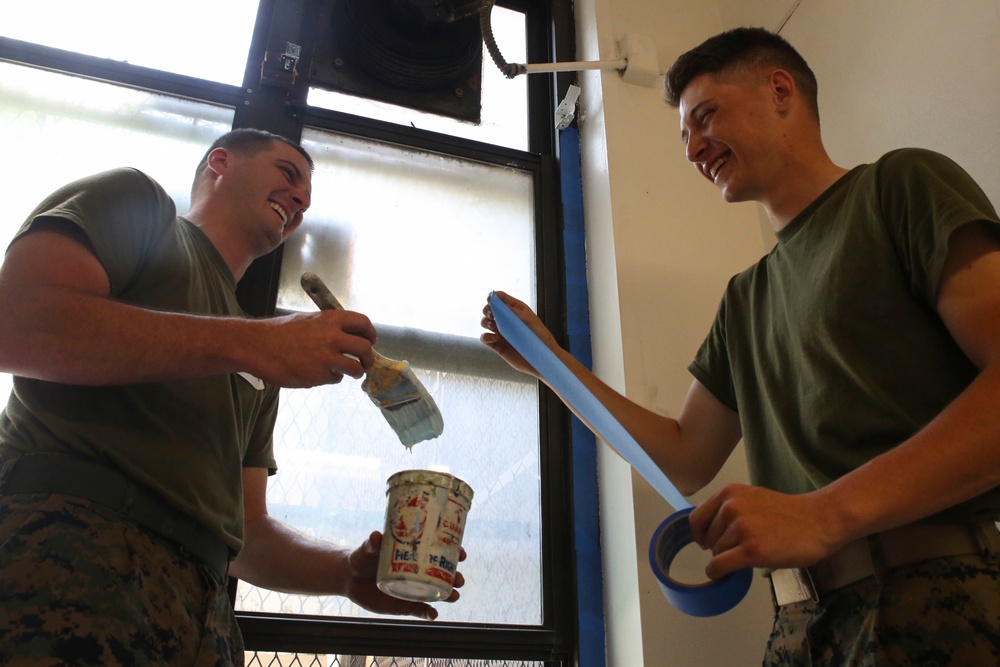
left=488, top=293, right=751, bottom=616
left=559, top=126, right=606, bottom=667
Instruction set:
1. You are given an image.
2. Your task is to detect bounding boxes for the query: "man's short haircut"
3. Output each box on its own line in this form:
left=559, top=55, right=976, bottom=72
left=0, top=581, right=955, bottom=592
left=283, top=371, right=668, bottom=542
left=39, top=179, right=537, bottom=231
left=192, top=128, right=314, bottom=193
left=664, top=27, right=819, bottom=122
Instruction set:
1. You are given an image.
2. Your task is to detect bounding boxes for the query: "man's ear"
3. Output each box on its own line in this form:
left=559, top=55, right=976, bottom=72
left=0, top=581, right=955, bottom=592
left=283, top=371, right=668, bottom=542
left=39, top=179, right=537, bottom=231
left=205, top=147, right=232, bottom=177
left=769, top=69, right=796, bottom=115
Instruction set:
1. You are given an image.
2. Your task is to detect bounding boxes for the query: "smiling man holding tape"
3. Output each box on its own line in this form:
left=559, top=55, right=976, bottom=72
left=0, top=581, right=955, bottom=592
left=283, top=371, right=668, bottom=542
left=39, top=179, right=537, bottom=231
left=482, top=27, right=999, bottom=666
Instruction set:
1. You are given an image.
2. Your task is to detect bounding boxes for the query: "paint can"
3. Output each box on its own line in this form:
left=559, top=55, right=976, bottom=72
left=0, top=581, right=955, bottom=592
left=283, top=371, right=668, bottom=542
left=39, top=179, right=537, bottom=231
left=376, top=469, right=474, bottom=602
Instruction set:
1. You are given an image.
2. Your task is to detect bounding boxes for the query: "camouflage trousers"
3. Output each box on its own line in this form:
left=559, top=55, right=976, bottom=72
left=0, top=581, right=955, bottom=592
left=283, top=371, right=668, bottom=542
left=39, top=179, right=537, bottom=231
left=0, top=493, right=243, bottom=666
left=764, top=551, right=1000, bottom=666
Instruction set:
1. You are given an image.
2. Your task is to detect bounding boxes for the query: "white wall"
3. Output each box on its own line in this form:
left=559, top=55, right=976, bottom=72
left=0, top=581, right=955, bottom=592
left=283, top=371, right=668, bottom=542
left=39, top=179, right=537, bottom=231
left=574, top=1, right=1000, bottom=666
left=781, top=0, right=999, bottom=209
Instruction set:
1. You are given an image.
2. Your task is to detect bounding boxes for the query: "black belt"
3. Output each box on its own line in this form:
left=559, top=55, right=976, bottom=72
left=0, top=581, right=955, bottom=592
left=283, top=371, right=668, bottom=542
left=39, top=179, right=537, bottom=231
left=0, top=456, right=231, bottom=579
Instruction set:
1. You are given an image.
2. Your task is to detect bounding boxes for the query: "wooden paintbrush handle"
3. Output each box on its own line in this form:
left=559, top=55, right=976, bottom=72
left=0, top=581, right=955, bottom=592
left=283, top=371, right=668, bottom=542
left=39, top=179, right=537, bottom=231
left=301, top=271, right=392, bottom=365
left=300, top=272, right=345, bottom=311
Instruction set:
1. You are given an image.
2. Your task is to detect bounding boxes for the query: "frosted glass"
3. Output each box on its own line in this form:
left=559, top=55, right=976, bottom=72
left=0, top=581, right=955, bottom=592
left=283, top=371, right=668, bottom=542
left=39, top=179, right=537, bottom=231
left=0, top=62, right=234, bottom=228
left=240, top=128, right=544, bottom=624
left=236, top=371, right=543, bottom=624
left=0, top=58, right=546, bottom=628
left=1, top=1, right=257, bottom=86
left=279, top=128, right=537, bottom=336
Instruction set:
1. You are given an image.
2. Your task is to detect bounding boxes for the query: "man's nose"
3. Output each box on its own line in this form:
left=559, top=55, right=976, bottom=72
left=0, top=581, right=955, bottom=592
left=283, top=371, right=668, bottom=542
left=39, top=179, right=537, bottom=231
left=293, top=188, right=311, bottom=211
left=685, top=132, right=705, bottom=163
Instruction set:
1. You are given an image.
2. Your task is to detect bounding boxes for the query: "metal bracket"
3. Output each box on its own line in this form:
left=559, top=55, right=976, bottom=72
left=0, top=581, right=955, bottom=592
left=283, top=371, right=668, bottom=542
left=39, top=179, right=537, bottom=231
left=260, top=42, right=302, bottom=90
left=554, top=84, right=581, bottom=130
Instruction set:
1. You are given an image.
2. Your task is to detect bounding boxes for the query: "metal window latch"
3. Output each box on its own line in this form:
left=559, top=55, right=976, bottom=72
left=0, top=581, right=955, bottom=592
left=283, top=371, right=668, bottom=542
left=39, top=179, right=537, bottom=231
left=260, top=42, right=302, bottom=90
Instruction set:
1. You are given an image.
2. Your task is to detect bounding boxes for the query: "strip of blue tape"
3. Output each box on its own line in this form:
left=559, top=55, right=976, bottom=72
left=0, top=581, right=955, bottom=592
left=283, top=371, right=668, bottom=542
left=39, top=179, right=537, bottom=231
left=489, top=293, right=751, bottom=616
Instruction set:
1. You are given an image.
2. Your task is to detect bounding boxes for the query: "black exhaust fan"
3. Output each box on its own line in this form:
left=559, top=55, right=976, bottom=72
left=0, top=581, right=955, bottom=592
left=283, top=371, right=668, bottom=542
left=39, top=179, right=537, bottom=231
left=311, top=0, right=484, bottom=122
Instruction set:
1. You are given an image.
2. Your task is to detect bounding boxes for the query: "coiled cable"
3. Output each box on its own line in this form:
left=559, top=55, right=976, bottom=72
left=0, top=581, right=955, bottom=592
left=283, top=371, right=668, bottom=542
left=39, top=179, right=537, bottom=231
left=479, top=0, right=525, bottom=78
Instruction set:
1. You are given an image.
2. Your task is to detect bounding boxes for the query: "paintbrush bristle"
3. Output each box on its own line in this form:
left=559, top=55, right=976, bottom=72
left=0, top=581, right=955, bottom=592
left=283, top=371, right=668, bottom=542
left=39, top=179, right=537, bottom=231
left=361, top=355, right=443, bottom=447
left=299, top=271, right=443, bottom=447
left=380, top=389, right=445, bottom=449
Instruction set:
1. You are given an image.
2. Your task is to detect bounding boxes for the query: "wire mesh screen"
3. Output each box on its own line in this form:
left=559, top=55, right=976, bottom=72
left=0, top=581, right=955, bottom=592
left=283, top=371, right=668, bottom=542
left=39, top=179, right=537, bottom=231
left=246, top=655, right=543, bottom=667
left=235, top=367, right=543, bottom=623
left=234, top=124, right=545, bottom=625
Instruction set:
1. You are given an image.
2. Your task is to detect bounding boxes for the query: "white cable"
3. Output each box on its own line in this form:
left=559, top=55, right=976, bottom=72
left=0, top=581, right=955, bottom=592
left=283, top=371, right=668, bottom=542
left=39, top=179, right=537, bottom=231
left=520, top=58, right=627, bottom=75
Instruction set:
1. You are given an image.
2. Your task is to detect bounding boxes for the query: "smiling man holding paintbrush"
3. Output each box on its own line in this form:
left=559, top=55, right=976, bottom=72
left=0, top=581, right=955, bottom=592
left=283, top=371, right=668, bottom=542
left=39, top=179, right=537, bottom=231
left=0, top=128, right=462, bottom=665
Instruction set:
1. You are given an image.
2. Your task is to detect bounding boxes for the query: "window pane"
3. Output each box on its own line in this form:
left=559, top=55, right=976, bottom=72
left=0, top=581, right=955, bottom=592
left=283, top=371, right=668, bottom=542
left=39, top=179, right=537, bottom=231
left=277, top=131, right=536, bottom=336
left=308, top=6, right=528, bottom=151
left=234, top=128, right=543, bottom=624
left=1, top=1, right=258, bottom=86
left=0, top=60, right=235, bottom=402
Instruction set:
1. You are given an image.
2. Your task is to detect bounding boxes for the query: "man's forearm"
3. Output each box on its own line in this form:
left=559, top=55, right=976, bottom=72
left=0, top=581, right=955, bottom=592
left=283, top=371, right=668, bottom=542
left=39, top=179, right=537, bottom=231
left=819, top=361, right=1000, bottom=545
left=0, top=284, right=261, bottom=385
left=229, top=514, right=352, bottom=596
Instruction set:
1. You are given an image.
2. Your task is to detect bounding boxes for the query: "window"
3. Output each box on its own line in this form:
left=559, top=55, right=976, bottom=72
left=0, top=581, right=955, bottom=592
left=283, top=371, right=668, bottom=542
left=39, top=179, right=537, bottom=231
left=2, top=0, right=257, bottom=86
left=235, top=129, right=543, bottom=625
left=0, top=1, right=581, bottom=664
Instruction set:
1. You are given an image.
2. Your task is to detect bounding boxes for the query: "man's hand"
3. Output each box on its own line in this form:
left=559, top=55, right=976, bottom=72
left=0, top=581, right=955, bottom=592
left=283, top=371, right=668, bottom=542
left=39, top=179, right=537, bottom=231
left=480, top=291, right=553, bottom=377
left=688, top=484, right=845, bottom=579
left=249, top=310, right=377, bottom=388
left=345, top=531, right=466, bottom=621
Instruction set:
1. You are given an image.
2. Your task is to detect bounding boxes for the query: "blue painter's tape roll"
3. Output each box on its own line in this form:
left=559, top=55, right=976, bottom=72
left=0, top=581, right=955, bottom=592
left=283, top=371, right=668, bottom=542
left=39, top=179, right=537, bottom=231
left=649, top=507, right=753, bottom=617
left=489, top=293, right=751, bottom=616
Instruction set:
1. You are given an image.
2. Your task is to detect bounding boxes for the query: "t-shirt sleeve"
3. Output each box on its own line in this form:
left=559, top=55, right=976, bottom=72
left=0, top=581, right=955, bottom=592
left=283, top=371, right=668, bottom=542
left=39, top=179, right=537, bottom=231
left=9, top=168, right=177, bottom=296
left=242, top=384, right=280, bottom=474
left=876, top=148, right=1000, bottom=306
left=688, top=285, right=739, bottom=412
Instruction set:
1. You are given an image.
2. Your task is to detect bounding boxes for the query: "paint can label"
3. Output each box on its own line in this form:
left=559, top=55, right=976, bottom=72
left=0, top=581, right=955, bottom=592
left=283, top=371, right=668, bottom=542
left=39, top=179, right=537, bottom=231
left=376, top=469, right=473, bottom=602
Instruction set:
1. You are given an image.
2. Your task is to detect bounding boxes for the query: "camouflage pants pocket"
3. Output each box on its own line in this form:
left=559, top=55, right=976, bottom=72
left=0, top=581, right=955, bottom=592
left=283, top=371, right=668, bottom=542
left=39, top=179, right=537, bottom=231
left=764, top=552, right=1000, bottom=667
left=0, top=494, right=243, bottom=667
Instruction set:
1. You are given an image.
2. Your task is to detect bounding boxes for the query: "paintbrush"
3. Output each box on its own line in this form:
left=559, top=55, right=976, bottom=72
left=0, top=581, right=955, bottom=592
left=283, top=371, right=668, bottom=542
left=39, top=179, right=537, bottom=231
left=300, top=272, right=444, bottom=448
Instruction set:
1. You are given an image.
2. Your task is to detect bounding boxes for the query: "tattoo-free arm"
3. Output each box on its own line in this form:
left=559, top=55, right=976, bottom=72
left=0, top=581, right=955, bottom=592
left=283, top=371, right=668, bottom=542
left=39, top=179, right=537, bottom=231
left=0, top=220, right=376, bottom=388
left=481, top=291, right=742, bottom=496
left=690, top=221, right=1000, bottom=577
left=229, top=468, right=463, bottom=620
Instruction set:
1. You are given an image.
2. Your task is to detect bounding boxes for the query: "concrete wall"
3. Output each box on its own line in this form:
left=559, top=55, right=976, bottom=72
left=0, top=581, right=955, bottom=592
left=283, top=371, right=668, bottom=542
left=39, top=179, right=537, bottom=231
left=573, top=0, right=1000, bottom=665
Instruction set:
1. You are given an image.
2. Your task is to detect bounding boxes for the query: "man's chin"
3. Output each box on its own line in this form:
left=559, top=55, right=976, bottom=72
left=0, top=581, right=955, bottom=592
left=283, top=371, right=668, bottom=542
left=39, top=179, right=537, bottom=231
left=719, top=184, right=751, bottom=204
left=720, top=188, right=742, bottom=203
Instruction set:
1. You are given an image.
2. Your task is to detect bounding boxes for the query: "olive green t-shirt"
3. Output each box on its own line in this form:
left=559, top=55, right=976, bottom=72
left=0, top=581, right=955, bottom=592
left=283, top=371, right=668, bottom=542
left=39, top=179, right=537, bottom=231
left=689, top=148, right=1000, bottom=523
left=0, top=167, right=279, bottom=552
